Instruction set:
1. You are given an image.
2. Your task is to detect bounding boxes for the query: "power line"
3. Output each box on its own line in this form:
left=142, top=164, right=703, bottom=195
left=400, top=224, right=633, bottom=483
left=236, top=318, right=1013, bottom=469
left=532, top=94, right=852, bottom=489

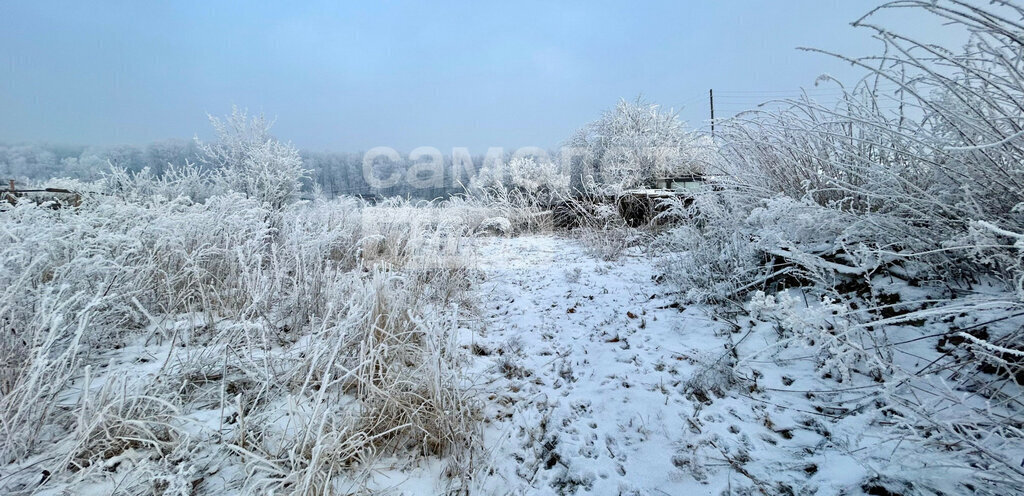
left=715, top=93, right=888, bottom=101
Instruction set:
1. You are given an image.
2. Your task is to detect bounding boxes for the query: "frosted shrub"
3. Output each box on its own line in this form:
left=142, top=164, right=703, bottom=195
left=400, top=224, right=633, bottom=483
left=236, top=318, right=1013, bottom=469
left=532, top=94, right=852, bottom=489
left=466, top=159, right=566, bottom=233
left=472, top=156, right=567, bottom=202
left=742, top=284, right=1024, bottom=490
left=715, top=0, right=1024, bottom=282
left=747, top=290, right=893, bottom=384
left=655, top=194, right=768, bottom=304
left=660, top=225, right=761, bottom=304
left=574, top=202, right=647, bottom=260
left=196, top=107, right=310, bottom=209
left=103, top=162, right=223, bottom=204
left=159, top=162, right=223, bottom=202
left=508, top=156, right=569, bottom=203
left=566, top=97, right=705, bottom=195
left=101, top=108, right=311, bottom=207
left=680, top=3, right=1024, bottom=478
left=673, top=0, right=1024, bottom=381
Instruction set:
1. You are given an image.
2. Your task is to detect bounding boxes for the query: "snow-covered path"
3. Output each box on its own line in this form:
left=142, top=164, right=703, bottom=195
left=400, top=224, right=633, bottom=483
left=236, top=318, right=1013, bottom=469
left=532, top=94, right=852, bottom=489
left=465, top=235, right=729, bottom=495
left=460, top=235, right=997, bottom=496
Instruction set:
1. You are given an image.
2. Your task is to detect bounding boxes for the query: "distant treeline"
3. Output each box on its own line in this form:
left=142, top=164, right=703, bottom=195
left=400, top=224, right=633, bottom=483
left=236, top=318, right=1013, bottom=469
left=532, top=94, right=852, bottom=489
left=0, top=140, right=486, bottom=200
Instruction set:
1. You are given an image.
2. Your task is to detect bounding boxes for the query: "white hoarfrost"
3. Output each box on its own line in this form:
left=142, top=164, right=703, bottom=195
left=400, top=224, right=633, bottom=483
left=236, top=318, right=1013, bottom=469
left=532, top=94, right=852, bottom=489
left=478, top=217, right=513, bottom=236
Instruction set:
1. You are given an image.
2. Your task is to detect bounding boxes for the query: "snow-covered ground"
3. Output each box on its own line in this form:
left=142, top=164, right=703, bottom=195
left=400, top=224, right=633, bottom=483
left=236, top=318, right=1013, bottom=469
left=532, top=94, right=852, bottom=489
left=459, top=235, right=1020, bottom=495
left=463, top=235, right=733, bottom=494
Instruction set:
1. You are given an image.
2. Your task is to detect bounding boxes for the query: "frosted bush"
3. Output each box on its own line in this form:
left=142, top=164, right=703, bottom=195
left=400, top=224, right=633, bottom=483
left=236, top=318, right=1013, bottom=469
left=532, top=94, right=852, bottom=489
left=100, top=108, right=310, bottom=207
left=465, top=159, right=564, bottom=233
left=660, top=225, right=763, bottom=304
left=656, top=13, right=1024, bottom=478
left=103, top=161, right=224, bottom=204
left=196, top=107, right=310, bottom=209
left=508, top=156, right=569, bottom=203
left=566, top=97, right=706, bottom=195
left=713, top=0, right=1024, bottom=283
left=470, top=155, right=569, bottom=208
left=478, top=216, right=513, bottom=236
left=655, top=194, right=768, bottom=304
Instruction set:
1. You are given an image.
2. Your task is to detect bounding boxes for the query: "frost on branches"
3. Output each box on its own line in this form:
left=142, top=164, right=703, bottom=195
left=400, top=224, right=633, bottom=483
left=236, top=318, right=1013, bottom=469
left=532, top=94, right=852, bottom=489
left=196, top=106, right=310, bottom=209
left=470, top=155, right=569, bottom=207
left=566, top=97, right=707, bottom=194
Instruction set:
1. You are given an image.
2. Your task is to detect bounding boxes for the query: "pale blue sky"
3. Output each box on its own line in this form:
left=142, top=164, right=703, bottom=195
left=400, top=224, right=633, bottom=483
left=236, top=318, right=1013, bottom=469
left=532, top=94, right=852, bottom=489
left=0, top=1, right=949, bottom=151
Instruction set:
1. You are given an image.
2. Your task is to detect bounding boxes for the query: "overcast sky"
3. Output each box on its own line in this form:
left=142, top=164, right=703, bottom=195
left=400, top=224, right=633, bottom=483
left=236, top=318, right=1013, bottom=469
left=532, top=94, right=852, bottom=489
left=0, top=1, right=955, bottom=152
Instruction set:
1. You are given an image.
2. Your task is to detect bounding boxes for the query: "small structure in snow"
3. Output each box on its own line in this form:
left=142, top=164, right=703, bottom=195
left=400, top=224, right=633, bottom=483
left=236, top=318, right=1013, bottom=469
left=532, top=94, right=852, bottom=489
left=616, top=175, right=711, bottom=227
left=654, top=174, right=708, bottom=193
left=2, top=180, right=82, bottom=209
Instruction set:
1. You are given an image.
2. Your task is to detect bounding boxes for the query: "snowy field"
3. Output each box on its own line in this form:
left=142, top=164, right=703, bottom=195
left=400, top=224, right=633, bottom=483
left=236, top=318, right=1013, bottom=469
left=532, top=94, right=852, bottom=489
left=0, top=196, right=1020, bottom=495
left=3, top=2, right=1023, bottom=494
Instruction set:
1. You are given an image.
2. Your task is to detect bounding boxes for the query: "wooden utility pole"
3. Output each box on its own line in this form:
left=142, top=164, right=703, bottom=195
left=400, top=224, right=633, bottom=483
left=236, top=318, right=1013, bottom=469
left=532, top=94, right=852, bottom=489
left=709, top=89, right=715, bottom=138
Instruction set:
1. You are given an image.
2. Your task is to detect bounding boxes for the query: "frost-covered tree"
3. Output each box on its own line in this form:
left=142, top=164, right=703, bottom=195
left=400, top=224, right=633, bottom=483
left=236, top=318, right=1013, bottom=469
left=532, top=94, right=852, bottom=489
left=566, top=98, right=705, bottom=194
left=196, top=107, right=309, bottom=209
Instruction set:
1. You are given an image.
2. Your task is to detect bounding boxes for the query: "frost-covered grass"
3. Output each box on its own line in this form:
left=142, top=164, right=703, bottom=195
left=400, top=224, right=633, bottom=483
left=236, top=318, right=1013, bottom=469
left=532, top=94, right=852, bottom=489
left=0, top=194, right=494, bottom=495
